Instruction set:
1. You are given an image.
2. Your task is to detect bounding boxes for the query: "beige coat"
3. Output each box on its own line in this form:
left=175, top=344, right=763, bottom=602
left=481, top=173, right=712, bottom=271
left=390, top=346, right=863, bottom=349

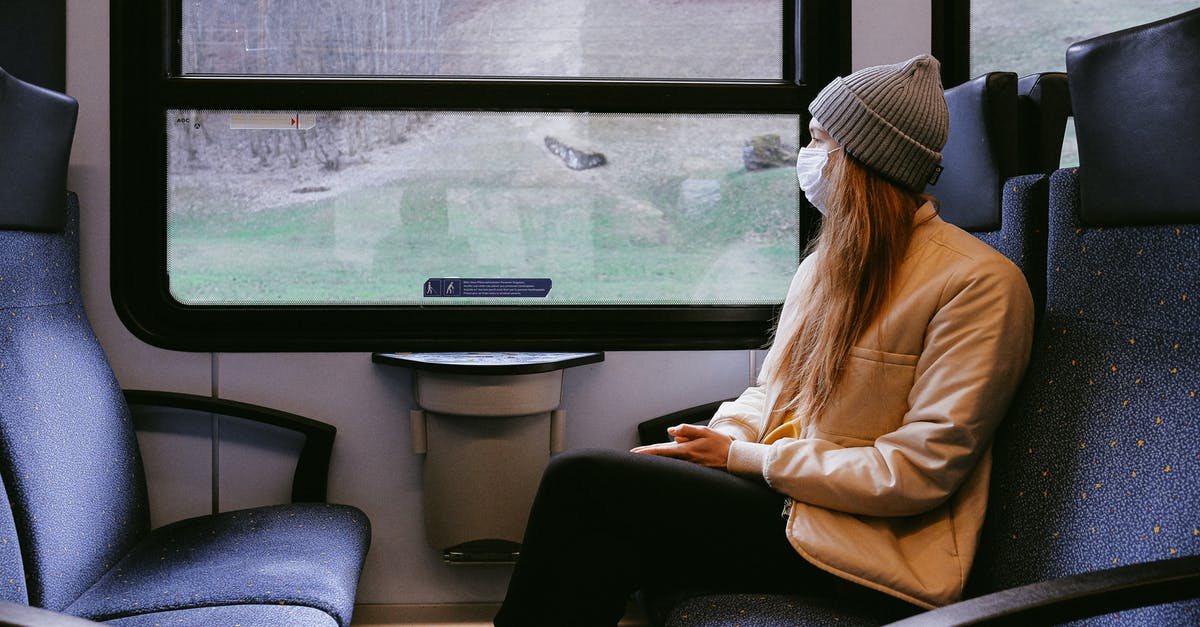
left=710, top=202, right=1034, bottom=609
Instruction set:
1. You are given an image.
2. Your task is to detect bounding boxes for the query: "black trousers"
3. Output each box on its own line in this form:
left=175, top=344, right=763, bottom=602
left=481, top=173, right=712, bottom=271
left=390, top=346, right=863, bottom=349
left=493, top=448, right=846, bottom=626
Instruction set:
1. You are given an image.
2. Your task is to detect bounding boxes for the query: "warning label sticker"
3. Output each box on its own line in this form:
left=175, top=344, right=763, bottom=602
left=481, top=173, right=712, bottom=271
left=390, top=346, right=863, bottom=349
left=423, top=278, right=552, bottom=298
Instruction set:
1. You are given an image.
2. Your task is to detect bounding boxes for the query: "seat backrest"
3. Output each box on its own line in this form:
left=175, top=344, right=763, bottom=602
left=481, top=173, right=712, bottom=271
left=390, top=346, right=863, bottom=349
left=0, top=194, right=150, bottom=611
left=933, top=72, right=1051, bottom=313
left=969, top=9, right=1200, bottom=624
left=930, top=71, right=1018, bottom=234
left=1067, top=7, right=1200, bottom=225
left=1016, top=71, right=1070, bottom=174
left=0, top=69, right=76, bottom=232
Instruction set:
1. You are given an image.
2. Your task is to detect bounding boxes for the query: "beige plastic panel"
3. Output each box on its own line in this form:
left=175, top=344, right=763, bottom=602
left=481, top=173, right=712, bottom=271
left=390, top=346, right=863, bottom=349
left=415, top=370, right=563, bottom=417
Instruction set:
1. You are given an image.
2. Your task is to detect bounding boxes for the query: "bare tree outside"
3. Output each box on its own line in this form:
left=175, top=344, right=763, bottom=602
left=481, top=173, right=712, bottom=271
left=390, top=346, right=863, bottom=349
left=181, top=0, right=781, bottom=78
left=183, top=0, right=448, bottom=75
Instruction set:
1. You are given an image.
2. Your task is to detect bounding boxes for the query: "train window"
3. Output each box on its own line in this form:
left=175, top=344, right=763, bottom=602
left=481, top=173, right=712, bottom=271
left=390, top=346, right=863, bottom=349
left=181, top=1, right=784, bottom=80
left=167, top=110, right=800, bottom=307
left=969, top=0, right=1197, bottom=167
left=112, top=2, right=850, bottom=351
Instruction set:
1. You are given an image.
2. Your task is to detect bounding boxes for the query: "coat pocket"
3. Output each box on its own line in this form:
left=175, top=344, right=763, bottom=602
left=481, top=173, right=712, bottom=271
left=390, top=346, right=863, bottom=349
left=817, top=346, right=918, bottom=442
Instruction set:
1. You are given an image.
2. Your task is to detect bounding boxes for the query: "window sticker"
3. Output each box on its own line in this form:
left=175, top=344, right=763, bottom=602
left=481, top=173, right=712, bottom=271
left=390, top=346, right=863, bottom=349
left=424, top=278, right=552, bottom=298
left=230, top=112, right=317, bottom=130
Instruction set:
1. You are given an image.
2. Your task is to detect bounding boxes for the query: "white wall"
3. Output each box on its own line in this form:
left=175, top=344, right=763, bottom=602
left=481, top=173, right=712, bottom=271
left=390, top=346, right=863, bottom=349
left=64, top=0, right=930, bottom=607
left=852, top=0, right=933, bottom=70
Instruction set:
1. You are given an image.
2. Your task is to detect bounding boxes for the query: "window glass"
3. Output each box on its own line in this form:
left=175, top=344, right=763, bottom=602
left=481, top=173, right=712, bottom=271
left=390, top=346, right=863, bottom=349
left=113, top=0, right=839, bottom=349
left=181, top=0, right=784, bottom=80
left=970, top=1, right=1195, bottom=167
left=167, top=110, right=802, bottom=305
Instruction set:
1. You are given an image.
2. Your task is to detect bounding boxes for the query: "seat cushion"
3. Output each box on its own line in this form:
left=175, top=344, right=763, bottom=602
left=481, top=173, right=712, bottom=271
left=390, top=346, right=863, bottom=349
left=102, top=603, right=339, bottom=627
left=66, top=503, right=369, bottom=627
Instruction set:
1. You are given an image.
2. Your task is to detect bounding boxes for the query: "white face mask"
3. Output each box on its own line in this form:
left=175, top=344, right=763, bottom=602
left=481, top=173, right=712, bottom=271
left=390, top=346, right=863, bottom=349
left=795, top=146, right=841, bottom=214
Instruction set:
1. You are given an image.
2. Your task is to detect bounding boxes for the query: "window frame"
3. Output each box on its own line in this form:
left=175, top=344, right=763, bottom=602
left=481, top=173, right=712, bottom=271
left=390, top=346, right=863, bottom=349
left=931, top=0, right=971, bottom=89
left=111, top=0, right=851, bottom=352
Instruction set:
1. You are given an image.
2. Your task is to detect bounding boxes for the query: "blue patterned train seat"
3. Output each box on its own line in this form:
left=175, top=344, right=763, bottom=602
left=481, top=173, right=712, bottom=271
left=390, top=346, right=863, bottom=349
left=963, top=167, right=1200, bottom=624
left=0, top=194, right=370, bottom=626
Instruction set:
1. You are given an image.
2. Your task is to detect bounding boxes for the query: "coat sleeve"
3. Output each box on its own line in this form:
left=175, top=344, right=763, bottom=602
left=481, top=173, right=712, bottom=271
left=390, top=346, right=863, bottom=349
left=726, top=258, right=1034, bottom=517
left=707, top=255, right=816, bottom=443
left=708, top=385, right=769, bottom=442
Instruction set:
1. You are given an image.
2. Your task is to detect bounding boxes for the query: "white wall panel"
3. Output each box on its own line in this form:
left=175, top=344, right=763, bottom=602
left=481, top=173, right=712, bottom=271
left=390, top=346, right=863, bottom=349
left=217, top=415, right=305, bottom=513
left=851, top=0, right=933, bottom=70
left=562, top=351, right=753, bottom=451
left=131, top=405, right=215, bottom=529
left=65, top=0, right=212, bottom=395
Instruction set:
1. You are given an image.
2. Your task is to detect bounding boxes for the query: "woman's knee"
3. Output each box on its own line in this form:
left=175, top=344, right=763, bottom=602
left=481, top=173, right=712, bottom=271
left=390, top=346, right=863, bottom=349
left=538, top=447, right=713, bottom=510
left=537, top=448, right=678, bottom=509
left=540, top=448, right=627, bottom=491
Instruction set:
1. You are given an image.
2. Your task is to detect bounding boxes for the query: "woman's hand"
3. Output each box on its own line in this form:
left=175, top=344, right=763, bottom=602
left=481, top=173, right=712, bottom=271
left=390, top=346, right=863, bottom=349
left=631, top=424, right=734, bottom=469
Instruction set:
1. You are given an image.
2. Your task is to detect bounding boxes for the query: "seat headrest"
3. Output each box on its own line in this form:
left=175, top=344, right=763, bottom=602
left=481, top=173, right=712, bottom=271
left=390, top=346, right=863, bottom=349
left=1067, top=7, right=1200, bottom=225
left=1016, top=72, right=1070, bottom=174
left=0, top=67, right=77, bottom=232
left=928, top=71, right=1018, bottom=232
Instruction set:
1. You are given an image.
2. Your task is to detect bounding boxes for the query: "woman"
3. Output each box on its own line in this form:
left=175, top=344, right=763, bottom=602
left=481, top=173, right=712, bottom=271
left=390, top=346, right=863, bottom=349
left=495, top=55, right=1034, bottom=626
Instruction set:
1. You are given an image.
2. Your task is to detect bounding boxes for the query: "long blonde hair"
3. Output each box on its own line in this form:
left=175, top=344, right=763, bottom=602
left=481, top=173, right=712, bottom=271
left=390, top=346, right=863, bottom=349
left=770, top=152, right=931, bottom=421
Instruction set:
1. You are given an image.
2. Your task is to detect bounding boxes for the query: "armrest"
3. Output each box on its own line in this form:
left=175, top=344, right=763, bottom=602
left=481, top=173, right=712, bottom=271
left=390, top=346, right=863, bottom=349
left=636, top=399, right=732, bottom=446
left=123, top=390, right=335, bottom=503
left=886, top=555, right=1200, bottom=626
left=0, top=602, right=101, bottom=626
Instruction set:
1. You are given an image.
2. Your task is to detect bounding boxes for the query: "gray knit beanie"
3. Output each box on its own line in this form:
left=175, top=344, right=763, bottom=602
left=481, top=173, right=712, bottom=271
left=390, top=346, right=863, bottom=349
left=808, top=54, right=949, bottom=192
